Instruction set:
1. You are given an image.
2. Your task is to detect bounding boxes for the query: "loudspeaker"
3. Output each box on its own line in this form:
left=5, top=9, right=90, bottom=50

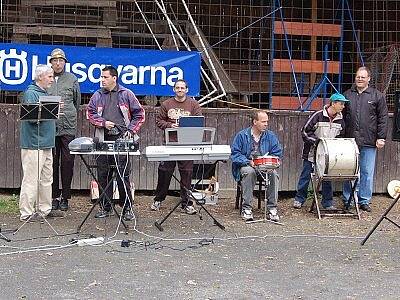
left=393, top=91, right=400, bottom=141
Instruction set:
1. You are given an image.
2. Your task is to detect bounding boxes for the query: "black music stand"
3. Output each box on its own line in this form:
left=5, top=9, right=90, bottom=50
left=154, top=161, right=225, bottom=231
left=15, top=98, right=60, bottom=234
left=361, top=193, right=400, bottom=245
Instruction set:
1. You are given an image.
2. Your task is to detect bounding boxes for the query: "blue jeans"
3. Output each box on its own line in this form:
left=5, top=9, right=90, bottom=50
left=295, top=160, right=333, bottom=208
left=343, top=146, right=376, bottom=205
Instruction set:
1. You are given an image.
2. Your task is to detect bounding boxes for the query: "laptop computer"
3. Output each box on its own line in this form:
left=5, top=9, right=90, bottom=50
left=179, top=116, right=205, bottom=127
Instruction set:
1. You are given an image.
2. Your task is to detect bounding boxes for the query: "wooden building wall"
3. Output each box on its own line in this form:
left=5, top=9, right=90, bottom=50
left=1, top=104, right=399, bottom=193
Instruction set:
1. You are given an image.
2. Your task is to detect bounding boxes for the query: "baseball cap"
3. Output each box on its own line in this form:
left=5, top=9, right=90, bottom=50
left=50, top=48, right=67, bottom=62
left=330, top=93, right=349, bottom=102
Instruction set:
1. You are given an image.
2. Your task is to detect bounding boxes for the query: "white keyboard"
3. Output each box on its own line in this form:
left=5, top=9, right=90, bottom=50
left=143, top=145, right=231, bottom=161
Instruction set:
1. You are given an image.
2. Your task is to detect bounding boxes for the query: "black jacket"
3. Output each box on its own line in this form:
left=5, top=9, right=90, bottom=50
left=343, top=86, right=388, bottom=147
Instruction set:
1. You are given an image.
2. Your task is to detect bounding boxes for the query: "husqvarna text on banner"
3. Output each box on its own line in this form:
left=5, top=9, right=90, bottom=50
left=0, top=43, right=201, bottom=96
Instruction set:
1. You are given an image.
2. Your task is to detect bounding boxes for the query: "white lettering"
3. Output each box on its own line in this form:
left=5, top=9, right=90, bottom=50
left=87, top=63, right=104, bottom=84
left=167, top=67, right=183, bottom=86
left=150, top=66, right=166, bottom=85
left=138, top=66, right=151, bottom=85
left=1, top=48, right=189, bottom=91
left=71, top=63, right=87, bottom=82
left=120, top=65, right=138, bottom=85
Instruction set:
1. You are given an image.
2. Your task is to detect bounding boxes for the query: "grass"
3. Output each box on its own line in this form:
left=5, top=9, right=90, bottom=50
left=0, top=194, right=19, bottom=214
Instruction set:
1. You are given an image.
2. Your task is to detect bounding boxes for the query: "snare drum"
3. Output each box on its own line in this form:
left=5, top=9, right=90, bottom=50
left=253, top=156, right=280, bottom=171
left=314, top=138, right=359, bottom=177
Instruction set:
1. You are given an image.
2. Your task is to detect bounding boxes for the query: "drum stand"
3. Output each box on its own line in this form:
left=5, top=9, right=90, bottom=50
left=246, top=168, right=284, bottom=226
left=310, top=173, right=361, bottom=219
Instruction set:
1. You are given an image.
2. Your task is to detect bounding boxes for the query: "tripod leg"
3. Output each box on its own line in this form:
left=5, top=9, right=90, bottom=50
left=154, top=199, right=183, bottom=231
left=361, top=194, right=400, bottom=245
left=77, top=198, right=101, bottom=233
left=0, top=230, right=11, bottom=242
left=196, top=202, right=225, bottom=230
left=77, top=174, right=114, bottom=232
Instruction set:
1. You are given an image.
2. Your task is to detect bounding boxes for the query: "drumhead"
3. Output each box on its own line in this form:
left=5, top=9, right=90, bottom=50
left=314, top=138, right=359, bottom=177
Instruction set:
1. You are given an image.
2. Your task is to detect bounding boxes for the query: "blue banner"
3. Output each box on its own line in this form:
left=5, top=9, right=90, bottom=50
left=0, top=43, right=201, bottom=96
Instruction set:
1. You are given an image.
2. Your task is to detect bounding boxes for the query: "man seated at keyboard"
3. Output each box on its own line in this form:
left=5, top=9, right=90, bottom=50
left=87, top=65, right=145, bottom=221
left=231, top=110, right=282, bottom=222
left=150, top=79, right=202, bottom=215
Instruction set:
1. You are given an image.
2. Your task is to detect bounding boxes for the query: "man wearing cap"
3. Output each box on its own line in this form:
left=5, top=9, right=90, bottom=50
left=47, top=48, right=81, bottom=212
left=293, top=93, right=348, bottom=210
left=342, top=66, right=388, bottom=212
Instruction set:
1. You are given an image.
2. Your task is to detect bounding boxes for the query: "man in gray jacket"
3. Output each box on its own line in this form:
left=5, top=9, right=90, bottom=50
left=47, top=48, right=81, bottom=211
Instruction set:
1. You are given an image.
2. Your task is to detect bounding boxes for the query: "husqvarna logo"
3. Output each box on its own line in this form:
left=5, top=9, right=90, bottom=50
left=0, top=49, right=28, bottom=85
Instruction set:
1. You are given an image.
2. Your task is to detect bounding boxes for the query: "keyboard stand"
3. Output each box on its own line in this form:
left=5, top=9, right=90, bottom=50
left=154, top=161, right=225, bottom=231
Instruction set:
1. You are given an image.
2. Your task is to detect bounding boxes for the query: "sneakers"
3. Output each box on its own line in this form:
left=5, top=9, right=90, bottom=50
left=94, top=209, right=112, bottom=219
left=241, top=209, right=253, bottom=221
left=122, top=207, right=134, bottom=221
left=59, top=198, right=69, bottom=211
left=268, top=208, right=280, bottom=222
left=323, top=205, right=336, bottom=210
left=293, top=200, right=303, bottom=209
left=20, top=214, right=43, bottom=222
left=150, top=201, right=161, bottom=211
left=182, top=205, right=197, bottom=215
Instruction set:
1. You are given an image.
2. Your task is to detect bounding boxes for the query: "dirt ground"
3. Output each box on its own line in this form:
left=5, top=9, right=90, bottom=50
left=1, top=192, right=399, bottom=299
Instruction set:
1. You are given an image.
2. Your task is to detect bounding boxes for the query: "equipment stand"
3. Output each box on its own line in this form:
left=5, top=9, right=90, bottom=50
left=154, top=161, right=225, bottom=231
left=0, top=228, right=12, bottom=242
left=16, top=100, right=61, bottom=235
left=310, top=173, right=360, bottom=219
left=361, top=193, right=400, bottom=245
left=246, top=168, right=284, bottom=226
left=76, top=154, right=128, bottom=233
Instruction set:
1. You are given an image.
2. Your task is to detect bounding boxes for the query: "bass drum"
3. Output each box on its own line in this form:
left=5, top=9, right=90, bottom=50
left=314, top=138, right=359, bottom=177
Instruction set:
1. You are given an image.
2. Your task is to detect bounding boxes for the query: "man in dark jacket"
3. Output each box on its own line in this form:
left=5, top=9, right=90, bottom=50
left=293, top=93, right=348, bottom=210
left=87, top=65, right=145, bottom=221
left=47, top=48, right=81, bottom=212
left=343, top=66, right=388, bottom=212
left=231, top=110, right=282, bottom=222
left=19, top=65, right=63, bottom=221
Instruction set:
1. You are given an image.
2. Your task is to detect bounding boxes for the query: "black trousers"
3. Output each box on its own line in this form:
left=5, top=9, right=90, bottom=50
left=154, top=160, right=194, bottom=207
left=52, top=135, right=75, bottom=200
left=96, top=154, right=133, bottom=211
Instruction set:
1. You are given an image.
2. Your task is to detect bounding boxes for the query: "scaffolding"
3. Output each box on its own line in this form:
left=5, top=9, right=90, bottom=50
left=0, top=0, right=399, bottom=110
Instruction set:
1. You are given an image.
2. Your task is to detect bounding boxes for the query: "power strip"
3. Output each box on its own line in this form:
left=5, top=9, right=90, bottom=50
left=76, top=237, right=104, bottom=247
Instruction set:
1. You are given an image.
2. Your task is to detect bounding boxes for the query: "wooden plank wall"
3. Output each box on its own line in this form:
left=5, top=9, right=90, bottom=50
left=1, top=104, right=399, bottom=193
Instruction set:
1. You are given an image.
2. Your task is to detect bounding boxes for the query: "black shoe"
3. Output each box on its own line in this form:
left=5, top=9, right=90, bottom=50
left=52, top=199, right=60, bottom=210
left=47, top=210, right=65, bottom=218
left=94, top=209, right=112, bottom=219
left=59, top=198, right=69, bottom=211
left=359, top=204, right=372, bottom=212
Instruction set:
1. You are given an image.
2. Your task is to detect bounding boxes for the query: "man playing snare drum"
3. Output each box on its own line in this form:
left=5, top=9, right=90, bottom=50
left=293, top=93, right=348, bottom=209
left=231, top=110, right=282, bottom=222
